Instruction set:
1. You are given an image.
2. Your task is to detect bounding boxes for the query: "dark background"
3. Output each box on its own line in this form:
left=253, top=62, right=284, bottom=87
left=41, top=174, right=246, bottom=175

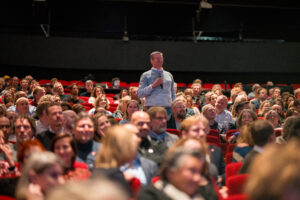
left=0, top=0, right=299, bottom=84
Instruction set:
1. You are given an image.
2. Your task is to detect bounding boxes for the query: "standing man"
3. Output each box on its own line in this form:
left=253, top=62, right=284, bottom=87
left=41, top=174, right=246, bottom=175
left=137, top=51, right=175, bottom=115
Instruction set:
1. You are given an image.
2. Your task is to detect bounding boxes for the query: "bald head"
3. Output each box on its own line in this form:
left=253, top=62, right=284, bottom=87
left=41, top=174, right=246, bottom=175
left=131, top=111, right=151, bottom=138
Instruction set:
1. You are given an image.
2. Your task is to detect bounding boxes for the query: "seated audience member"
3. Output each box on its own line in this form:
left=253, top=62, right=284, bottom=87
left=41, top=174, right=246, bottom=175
left=37, top=103, right=64, bottom=150
left=286, top=107, right=300, bottom=118
left=63, top=84, right=85, bottom=104
left=228, top=109, right=258, bottom=136
left=29, top=86, right=45, bottom=107
left=184, top=88, right=193, bottom=97
left=0, top=116, right=11, bottom=145
left=137, top=149, right=205, bottom=200
left=185, top=95, right=201, bottom=115
left=257, top=100, right=271, bottom=117
left=72, top=104, right=86, bottom=114
left=114, top=88, right=129, bottom=101
left=35, top=101, right=50, bottom=135
left=129, top=87, right=142, bottom=107
left=180, top=115, right=225, bottom=186
left=111, top=77, right=121, bottom=89
left=191, top=82, right=205, bottom=107
left=51, top=133, right=91, bottom=181
left=246, top=140, right=300, bottom=200
left=73, top=112, right=100, bottom=170
left=294, top=88, right=300, bottom=99
left=93, top=125, right=139, bottom=196
left=231, top=99, right=250, bottom=121
left=215, top=95, right=233, bottom=134
left=131, top=111, right=166, bottom=165
left=269, top=87, right=281, bottom=103
left=169, top=137, right=218, bottom=199
left=239, top=120, right=275, bottom=174
left=203, top=91, right=213, bottom=106
left=167, top=99, right=190, bottom=130
left=247, top=83, right=261, bottom=99
left=250, top=87, right=268, bottom=109
left=19, top=78, right=30, bottom=95
left=112, top=95, right=131, bottom=118
left=233, top=124, right=254, bottom=162
left=44, top=83, right=52, bottom=95
left=202, top=104, right=219, bottom=131
left=88, top=85, right=105, bottom=104
left=15, top=97, right=32, bottom=115
left=148, top=107, right=178, bottom=147
left=46, top=179, right=130, bottom=200
left=3, top=90, right=14, bottom=108
left=276, top=116, right=300, bottom=144
left=88, top=94, right=112, bottom=115
left=265, top=110, right=281, bottom=129
left=121, top=124, right=158, bottom=186
left=62, top=110, right=77, bottom=135
left=79, top=80, right=94, bottom=97
left=52, top=82, right=69, bottom=100
left=15, top=152, right=65, bottom=200
left=120, top=100, right=139, bottom=124
left=60, top=102, right=72, bottom=111
left=212, top=84, right=222, bottom=94
left=0, top=129, right=16, bottom=177
left=209, top=93, right=218, bottom=107
left=93, top=113, right=111, bottom=142
left=284, top=94, right=295, bottom=110
left=288, top=99, right=300, bottom=112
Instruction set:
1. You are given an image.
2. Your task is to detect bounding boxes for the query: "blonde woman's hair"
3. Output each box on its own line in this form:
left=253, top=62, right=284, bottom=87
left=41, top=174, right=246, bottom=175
left=179, top=114, right=209, bottom=135
left=95, top=125, right=138, bottom=168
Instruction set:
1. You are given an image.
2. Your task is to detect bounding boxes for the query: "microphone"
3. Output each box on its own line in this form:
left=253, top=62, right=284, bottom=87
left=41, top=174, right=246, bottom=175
left=159, top=71, right=163, bottom=89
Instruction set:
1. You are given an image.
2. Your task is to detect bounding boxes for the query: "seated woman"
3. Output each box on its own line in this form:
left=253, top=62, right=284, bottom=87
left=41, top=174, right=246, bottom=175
left=257, top=100, right=272, bottom=117
left=92, top=125, right=139, bottom=196
left=88, top=86, right=105, bottom=104
left=185, top=95, right=201, bottom=115
left=265, top=110, right=282, bottom=129
left=112, top=95, right=131, bottom=119
left=51, top=133, right=91, bottom=181
left=93, top=113, right=111, bottom=142
left=169, top=137, right=219, bottom=200
left=114, top=88, right=129, bottom=101
left=137, top=148, right=205, bottom=200
left=233, top=124, right=254, bottom=162
left=119, top=100, right=139, bottom=124
left=15, top=152, right=65, bottom=200
left=88, top=94, right=112, bottom=115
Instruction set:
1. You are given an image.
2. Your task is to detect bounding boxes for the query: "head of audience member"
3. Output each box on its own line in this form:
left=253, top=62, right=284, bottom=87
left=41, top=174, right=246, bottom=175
left=0, top=116, right=11, bottom=143
left=46, top=178, right=130, bottom=200
left=202, top=104, right=216, bottom=123
left=230, top=87, right=242, bottom=103
left=265, top=110, right=281, bottom=128
left=246, top=140, right=300, bottom=200
left=46, top=103, right=64, bottom=133
left=119, top=89, right=129, bottom=99
left=131, top=111, right=151, bottom=138
left=94, top=95, right=110, bottom=110
left=111, top=77, right=121, bottom=89
left=60, top=102, right=72, bottom=111
left=185, top=95, right=194, bottom=109
left=180, top=115, right=209, bottom=140
left=69, top=84, right=80, bottom=97
left=150, top=51, right=163, bottom=69
left=251, top=84, right=261, bottom=96
left=184, top=88, right=193, bottom=97
left=0, top=104, right=7, bottom=117
left=6, top=111, right=18, bottom=126
left=3, top=90, right=14, bottom=108
left=62, top=110, right=77, bottom=135
left=14, top=91, right=27, bottom=104
left=91, top=86, right=105, bottom=98
left=282, top=116, right=300, bottom=141
left=288, top=99, right=300, bottom=112
left=36, top=101, right=51, bottom=125
left=204, top=91, right=213, bottom=104
left=16, top=152, right=65, bottom=200
left=20, top=78, right=29, bottom=91
left=147, top=107, right=168, bottom=135
left=232, top=100, right=251, bottom=118
left=191, top=83, right=202, bottom=97
left=72, top=104, right=86, bottom=114
left=25, top=75, right=33, bottom=84
left=53, top=82, right=64, bottom=96
left=236, top=123, right=254, bottom=146
left=93, top=113, right=111, bottom=142
left=212, top=84, right=222, bottom=93
left=11, top=76, right=19, bottom=89
left=50, top=78, right=58, bottom=86
left=209, top=93, right=218, bottom=106
left=257, top=87, right=268, bottom=101
left=85, top=80, right=94, bottom=93
left=271, top=103, right=284, bottom=117
left=17, top=139, right=45, bottom=168
left=73, top=112, right=94, bottom=144
left=215, top=95, right=228, bottom=114
left=129, top=87, right=139, bottom=101
left=250, top=120, right=275, bottom=147
left=51, top=133, right=77, bottom=169
left=258, top=100, right=271, bottom=116
left=159, top=148, right=204, bottom=197
left=123, top=100, right=139, bottom=121
left=16, top=97, right=30, bottom=115
left=117, top=95, right=131, bottom=114
left=285, top=94, right=295, bottom=109
left=272, top=97, right=284, bottom=109
left=286, top=107, right=300, bottom=118
left=94, top=107, right=107, bottom=115
left=95, top=125, right=139, bottom=168
left=272, top=87, right=281, bottom=99
left=29, top=80, right=39, bottom=93
left=174, top=82, right=178, bottom=93
left=14, top=115, right=36, bottom=146
left=171, top=99, right=187, bottom=121
left=33, top=86, right=46, bottom=104
left=294, top=88, right=300, bottom=99
left=237, top=109, right=258, bottom=128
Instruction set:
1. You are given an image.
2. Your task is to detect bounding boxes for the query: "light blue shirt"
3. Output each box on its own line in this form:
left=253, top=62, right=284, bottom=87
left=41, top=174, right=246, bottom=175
left=149, top=130, right=166, bottom=142
left=215, top=110, right=233, bottom=134
left=137, top=68, right=175, bottom=107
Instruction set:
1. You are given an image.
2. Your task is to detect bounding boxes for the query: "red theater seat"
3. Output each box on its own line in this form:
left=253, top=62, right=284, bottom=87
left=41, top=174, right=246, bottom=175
left=225, top=152, right=233, bottom=165
left=226, top=162, right=243, bottom=186
left=166, top=128, right=180, bottom=137
left=227, top=174, right=249, bottom=196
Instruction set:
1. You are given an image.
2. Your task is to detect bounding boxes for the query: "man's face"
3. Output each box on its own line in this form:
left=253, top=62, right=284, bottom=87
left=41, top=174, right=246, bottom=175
left=130, top=88, right=139, bottom=100
left=34, top=89, right=45, bottom=102
left=150, top=112, right=167, bottom=134
left=54, top=84, right=64, bottom=95
left=185, top=121, right=207, bottom=140
left=203, top=107, right=216, bottom=120
left=192, top=85, right=201, bottom=96
left=150, top=53, right=164, bottom=68
left=259, top=89, right=267, bottom=100
left=73, top=118, right=94, bottom=143
left=0, top=117, right=11, bottom=142
left=47, top=106, right=64, bottom=130
left=215, top=97, right=227, bottom=112
left=15, top=118, right=34, bottom=144
left=16, top=100, right=29, bottom=115
left=172, top=102, right=186, bottom=120
left=21, top=80, right=28, bottom=89
left=12, top=77, right=19, bottom=86
left=273, top=89, right=281, bottom=99
left=132, top=113, right=151, bottom=138
left=71, top=85, right=79, bottom=95
left=85, top=82, right=93, bottom=92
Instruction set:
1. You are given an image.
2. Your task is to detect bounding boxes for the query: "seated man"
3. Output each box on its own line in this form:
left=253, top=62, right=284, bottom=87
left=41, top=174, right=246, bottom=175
left=167, top=99, right=190, bottom=130
left=239, top=120, right=275, bottom=174
left=64, top=84, right=85, bottom=104
left=215, top=95, right=233, bottom=134
left=250, top=87, right=268, bottom=109
left=202, top=104, right=219, bottom=131
left=80, top=80, right=94, bottom=97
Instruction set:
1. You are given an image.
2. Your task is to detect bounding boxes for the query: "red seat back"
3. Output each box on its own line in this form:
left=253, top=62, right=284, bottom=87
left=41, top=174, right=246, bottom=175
left=227, top=174, right=249, bottom=196
left=225, top=152, right=233, bottom=165
left=206, top=135, right=220, bottom=144
left=226, top=162, right=243, bottom=186
left=166, top=128, right=180, bottom=137
left=209, top=129, right=220, bottom=137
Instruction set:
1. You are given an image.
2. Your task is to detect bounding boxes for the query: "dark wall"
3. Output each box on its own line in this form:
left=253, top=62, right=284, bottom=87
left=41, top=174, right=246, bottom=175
left=1, top=34, right=300, bottom=74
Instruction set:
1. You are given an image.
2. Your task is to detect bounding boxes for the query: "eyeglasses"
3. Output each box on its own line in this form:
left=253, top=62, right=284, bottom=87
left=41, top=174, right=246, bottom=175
left=154, top=117, right=167, bottom=121
left=0, top=125, right=10, bottom=129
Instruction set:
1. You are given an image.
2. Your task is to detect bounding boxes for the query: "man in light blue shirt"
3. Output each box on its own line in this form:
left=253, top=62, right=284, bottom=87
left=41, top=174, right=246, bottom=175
left=137, top=51, right=175, bottom=115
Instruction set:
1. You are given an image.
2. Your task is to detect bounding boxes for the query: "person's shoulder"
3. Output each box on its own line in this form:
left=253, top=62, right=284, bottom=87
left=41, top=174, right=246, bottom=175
left=137, top=184, right=172, bottom=200
left=140, top=155, right=157, bottom=166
